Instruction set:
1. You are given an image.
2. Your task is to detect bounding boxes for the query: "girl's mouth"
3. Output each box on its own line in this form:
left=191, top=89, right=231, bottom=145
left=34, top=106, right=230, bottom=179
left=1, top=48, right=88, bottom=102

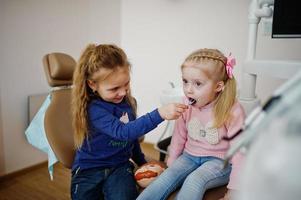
left=115, top=97, right=124, bottom=102
left=188, top=98, right=196, bottom=105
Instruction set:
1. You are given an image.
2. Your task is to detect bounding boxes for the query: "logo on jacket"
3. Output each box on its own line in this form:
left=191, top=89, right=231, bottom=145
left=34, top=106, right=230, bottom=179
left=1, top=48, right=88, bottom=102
left=120, top=112, right=129, bottom=124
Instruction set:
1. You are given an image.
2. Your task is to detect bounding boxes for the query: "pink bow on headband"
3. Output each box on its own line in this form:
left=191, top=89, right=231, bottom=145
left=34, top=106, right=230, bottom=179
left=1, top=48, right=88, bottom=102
left=226, top=53, right=236, bottom=79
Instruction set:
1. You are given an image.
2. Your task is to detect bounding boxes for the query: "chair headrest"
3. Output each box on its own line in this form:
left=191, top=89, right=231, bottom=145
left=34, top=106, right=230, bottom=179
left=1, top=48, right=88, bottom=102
left=43, top=53, right=76, bottom=87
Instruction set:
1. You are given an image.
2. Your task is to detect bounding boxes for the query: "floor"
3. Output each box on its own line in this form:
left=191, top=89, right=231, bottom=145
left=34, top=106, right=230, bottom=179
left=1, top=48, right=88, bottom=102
left=0, top=143, right=159, bottom=200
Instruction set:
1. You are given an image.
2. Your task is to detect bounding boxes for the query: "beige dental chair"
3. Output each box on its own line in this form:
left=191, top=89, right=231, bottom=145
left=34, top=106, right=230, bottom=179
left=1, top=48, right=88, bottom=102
left=43, top=52, right=76, bottom=169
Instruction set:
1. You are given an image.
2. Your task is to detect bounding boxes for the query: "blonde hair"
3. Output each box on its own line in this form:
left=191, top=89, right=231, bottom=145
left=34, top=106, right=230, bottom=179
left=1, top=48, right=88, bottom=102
left=182, top=48, right=237, bottom=128
left=72, top=44, right=137, bottom=149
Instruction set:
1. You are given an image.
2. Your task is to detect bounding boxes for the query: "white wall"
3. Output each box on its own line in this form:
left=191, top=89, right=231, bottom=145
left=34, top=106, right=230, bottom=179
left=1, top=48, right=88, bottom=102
left=0, top=87, right=4, bottom=175
left=121, top=0, right=301, bottom=143
left=0, top=4, right=5, bottom=175
left=0, top=0, right=121, bottom=174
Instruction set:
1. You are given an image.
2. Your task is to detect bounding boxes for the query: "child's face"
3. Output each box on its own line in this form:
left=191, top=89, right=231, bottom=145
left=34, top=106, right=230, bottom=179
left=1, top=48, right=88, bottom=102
left=88, top=67, right=130, bottom=104
left=181, top=64, right=221, bottom=108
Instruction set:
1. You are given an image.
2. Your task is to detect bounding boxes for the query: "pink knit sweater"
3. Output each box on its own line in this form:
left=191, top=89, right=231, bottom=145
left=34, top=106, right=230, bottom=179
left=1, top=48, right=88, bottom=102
left=167, top=99, right=246, bottom=190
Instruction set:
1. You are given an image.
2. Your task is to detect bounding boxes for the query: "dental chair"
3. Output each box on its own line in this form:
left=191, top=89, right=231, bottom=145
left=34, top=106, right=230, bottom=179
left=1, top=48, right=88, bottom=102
left=43, top=52, right=76, bottom=169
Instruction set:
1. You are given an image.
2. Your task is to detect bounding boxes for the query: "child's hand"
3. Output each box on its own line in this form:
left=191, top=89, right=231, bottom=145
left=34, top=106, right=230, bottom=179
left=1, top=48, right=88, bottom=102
left=158, top=103, right=188, bottom=120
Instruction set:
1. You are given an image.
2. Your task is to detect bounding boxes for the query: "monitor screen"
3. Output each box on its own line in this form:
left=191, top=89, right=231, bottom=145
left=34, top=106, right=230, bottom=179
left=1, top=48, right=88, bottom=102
left=272, top=0, right=301, bottom=38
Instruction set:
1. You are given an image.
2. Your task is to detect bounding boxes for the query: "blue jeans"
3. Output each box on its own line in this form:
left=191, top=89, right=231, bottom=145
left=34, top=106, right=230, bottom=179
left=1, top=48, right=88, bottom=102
left=71, top=161, right=138, bottom=200
left=137, top=152, right=231, bottom=200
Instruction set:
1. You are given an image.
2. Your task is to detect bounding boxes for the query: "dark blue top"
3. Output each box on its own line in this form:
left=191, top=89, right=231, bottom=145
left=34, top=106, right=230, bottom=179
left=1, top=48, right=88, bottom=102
left=72, top=98, right=163, bottom=171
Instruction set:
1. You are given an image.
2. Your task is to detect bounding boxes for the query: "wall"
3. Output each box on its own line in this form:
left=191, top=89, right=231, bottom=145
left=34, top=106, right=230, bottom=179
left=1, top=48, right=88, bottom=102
left=121, top=0, right=301, bottom=143
left=0, top=1, right=6, bottom=176
left=0, top=3, right=5, bottom=176
left=0, top=0, right=121, bottom=174
left=0, top=88, right=4, bottom=175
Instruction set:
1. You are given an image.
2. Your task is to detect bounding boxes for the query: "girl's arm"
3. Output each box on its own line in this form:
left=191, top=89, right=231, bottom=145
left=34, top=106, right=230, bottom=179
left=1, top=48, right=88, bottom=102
left=90, top=106, right=163, bottom=141
left=89, top=103, right=187, bottom=141
left=225, top=102, right=246, bottom=190
left=131, top=139, right=147, bottom=166
left=166, top=115, right=188, bottom=167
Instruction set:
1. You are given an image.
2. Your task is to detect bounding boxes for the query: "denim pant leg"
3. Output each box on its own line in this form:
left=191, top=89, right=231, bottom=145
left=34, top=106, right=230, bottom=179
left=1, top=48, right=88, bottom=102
left=103, top=162, right=138, bottom=200
left=71, top=167, right=104, bottom=200
left=137, top=152, right=199, bottom=200
left=176, top=157, right=231, bottom=200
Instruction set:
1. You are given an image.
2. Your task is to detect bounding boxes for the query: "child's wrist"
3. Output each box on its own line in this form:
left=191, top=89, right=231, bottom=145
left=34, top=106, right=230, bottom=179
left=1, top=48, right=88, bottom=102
left=148, top=109, right=164, bottom=124
left=157, top=107, right=164, bottom=119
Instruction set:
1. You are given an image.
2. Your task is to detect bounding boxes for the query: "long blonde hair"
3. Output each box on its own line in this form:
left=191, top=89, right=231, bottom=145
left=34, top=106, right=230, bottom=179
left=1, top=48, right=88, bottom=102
left=72, top=44, right=137, bottom=149
left=182, top=48, right=237, bottom=128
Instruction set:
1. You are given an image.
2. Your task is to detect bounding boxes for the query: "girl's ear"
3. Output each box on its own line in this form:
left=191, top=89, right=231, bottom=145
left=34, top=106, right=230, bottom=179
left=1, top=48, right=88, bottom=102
left=215, top=81, right=225, bottom=93
left=87, top=80, right=97, bottom=92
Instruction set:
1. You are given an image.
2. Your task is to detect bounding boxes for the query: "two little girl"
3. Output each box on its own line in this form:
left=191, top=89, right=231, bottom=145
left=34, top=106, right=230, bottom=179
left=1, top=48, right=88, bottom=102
left=71, top=44, right=187, bottom=200
left=71, top=44, right=245, bottom=200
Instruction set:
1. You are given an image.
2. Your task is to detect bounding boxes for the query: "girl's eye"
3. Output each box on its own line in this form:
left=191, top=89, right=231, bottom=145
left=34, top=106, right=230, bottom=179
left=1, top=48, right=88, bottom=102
left=195, top=82, right=202, bottom=87
left=108, top=87, right=119, bottom=92
left=123, top=80, right=130, bottom=87
left=182, top=79, right=188, bottom=84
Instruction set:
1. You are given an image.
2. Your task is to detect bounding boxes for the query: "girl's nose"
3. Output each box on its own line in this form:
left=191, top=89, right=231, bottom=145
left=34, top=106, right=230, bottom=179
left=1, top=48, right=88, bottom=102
left=119, top=89, right=127, bottom=96
left=186, top=84, right=193, bottom=93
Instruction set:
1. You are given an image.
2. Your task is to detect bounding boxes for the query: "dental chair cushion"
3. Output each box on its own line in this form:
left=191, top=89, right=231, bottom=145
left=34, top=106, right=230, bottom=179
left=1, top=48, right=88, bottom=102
left=43, top=52, right=76, bottom=87
left=43, top=52, right=76, bottom=169
left=167, top=185, right=227, bottom=200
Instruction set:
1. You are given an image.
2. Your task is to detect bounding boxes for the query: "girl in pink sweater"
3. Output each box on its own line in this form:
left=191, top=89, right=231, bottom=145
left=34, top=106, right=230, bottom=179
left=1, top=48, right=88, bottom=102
left=138, top=49, right=245, bottom=200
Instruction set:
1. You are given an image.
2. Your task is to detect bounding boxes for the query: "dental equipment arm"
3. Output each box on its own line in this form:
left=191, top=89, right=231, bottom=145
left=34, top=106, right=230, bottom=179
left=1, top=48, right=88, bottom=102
left=223, top=69, right=301, bottom=167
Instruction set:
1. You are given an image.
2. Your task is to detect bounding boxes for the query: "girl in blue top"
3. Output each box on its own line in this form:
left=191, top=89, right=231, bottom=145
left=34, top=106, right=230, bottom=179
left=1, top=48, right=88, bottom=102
left=71, top=44, right=187, bottom=200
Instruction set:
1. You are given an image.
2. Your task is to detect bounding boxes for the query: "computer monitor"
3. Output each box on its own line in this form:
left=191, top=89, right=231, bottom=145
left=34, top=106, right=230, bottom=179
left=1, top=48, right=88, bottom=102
left=272, top=0, right=301, bottom=38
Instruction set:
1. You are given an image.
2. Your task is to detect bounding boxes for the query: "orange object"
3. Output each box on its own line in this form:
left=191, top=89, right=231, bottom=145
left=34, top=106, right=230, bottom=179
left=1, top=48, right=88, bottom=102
left=134, top=161, right=166, bottom=188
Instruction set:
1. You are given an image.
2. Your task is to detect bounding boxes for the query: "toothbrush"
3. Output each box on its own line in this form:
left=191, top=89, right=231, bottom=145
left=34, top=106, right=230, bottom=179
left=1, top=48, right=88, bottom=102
left=188, top=98, right=197, bottom=105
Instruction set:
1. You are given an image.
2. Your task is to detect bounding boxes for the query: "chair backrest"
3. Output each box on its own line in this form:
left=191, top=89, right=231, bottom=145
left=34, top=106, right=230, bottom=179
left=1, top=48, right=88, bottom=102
left=43, top=52, right=76, bottom=169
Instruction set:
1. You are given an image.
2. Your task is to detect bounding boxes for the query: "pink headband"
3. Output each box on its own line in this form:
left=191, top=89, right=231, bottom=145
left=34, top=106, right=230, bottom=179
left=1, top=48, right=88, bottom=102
left=225, top=53, right=236, bottom=79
